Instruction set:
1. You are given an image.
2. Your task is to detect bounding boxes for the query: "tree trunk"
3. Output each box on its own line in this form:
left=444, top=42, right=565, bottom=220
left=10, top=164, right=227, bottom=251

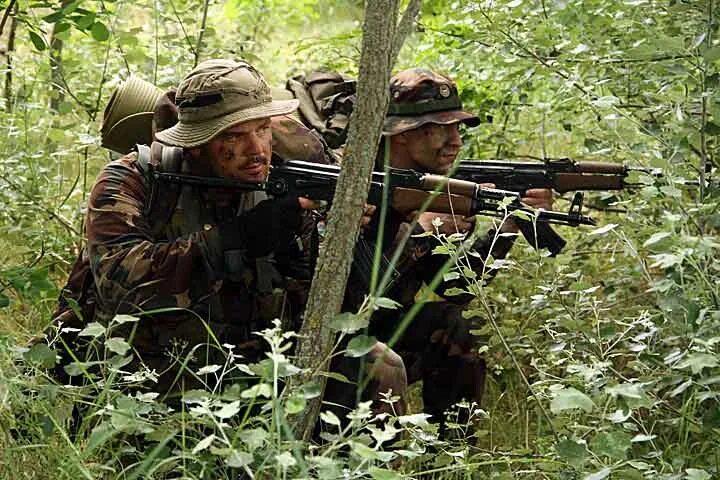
left=292, top=0, right=421, bottom=441
left=3, top=1, right=17, bottom=112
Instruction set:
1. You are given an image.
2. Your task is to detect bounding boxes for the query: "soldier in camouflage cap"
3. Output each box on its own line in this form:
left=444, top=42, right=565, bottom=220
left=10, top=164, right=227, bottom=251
left=383, top=68, right=479, bottom=137
left=353, top=68, right=554, bottom=426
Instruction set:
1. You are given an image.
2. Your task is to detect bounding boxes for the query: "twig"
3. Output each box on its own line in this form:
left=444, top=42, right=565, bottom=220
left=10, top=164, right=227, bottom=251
left=0, top=0, right=17, bottom=38
left=390, top=0, right=422, bottom=65
left=193, top=0, right=211, bottom=67
left=0, top=173, right=79, bottom=236
left=168, top=0, right=197, bottom=58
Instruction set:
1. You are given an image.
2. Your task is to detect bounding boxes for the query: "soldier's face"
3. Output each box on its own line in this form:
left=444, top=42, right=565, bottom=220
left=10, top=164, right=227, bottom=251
left=399, top=122, right=462, bottom=174
left=204, top=118, right=273, bottom=182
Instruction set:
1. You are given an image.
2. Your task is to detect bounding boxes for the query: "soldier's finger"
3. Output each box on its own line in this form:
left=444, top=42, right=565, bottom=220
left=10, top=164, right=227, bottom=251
left=298, top=197, right=324, bottom=210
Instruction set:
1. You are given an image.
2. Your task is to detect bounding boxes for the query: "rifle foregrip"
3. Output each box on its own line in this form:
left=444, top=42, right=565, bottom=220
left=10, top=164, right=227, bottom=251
left=553, top=173, right=625, bottom=193
left=575, top=161, right=627, bottom=174
left=516, top=220, right=566, bottom=256
left=421, top=175, right=479, bottom=198
left=391, top=188, right=474, bottom=216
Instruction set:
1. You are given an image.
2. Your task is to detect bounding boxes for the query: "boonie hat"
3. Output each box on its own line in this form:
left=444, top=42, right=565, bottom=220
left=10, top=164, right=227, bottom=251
left=383, top=68, right=480, bottom=136
left=155, top=59, right=299, bottom=148
left=101, top=75, right=164, bottom=154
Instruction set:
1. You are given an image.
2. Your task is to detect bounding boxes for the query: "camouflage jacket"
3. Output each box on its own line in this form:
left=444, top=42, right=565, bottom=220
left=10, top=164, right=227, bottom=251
left=54, top=115, right=327, bottom=392
left=344, top=197, right=516, bottom=313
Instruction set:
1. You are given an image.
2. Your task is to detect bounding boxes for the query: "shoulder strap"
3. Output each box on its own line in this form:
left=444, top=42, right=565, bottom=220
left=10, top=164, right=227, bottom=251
left=136, top=142, right=184, bottom=236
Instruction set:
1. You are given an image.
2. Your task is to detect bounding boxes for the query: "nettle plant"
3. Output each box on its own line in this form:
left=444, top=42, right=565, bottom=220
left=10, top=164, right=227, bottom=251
left=14, top=313, right=455, bottom=479
left=421, top=190, right=719, bottom=479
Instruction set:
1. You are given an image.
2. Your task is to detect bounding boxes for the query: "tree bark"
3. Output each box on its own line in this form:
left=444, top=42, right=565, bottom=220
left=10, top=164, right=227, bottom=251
left=292, top=0, right=420, bottom=441
left=3, top=1, right=17, bottom=112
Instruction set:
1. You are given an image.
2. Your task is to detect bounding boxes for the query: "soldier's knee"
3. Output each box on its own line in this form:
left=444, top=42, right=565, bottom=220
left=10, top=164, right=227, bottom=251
left=367, top=341, right=408, bottom=415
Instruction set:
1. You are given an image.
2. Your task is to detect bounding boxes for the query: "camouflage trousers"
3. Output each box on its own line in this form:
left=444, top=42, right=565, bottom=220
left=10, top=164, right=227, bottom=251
left=370, top=302, right=487, bottom=422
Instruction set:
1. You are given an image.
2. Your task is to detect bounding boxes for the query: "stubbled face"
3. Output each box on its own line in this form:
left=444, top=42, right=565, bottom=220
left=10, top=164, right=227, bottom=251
left=398, top=122, right=462, bottom=174
left=202, top=117, right=273, bottom=182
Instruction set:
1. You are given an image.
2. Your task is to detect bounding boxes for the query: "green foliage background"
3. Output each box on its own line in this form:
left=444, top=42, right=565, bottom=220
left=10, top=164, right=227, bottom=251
left=0, top=0, right=718, bottom=478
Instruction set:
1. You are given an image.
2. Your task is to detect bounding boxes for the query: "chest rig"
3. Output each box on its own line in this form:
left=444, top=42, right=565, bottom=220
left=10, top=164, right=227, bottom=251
left=135, top=142, right=292, bottom=329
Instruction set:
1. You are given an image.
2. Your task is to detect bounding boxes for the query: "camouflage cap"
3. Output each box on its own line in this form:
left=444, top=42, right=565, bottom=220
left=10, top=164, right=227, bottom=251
left=155, top=59, right=299, bottom=148
left=383, top=68, right=480, bottom=136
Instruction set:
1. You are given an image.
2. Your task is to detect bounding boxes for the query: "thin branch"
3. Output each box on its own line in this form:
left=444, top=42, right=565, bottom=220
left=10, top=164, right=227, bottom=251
left=0, top=173, right=79, bottom=236
left=390, top=0, right=422, bottom=65
left=193, top=0, right=211, bottom=67
left=168, top=0, right=197, bottom=58
left=0, top=0, right=17, bottom=38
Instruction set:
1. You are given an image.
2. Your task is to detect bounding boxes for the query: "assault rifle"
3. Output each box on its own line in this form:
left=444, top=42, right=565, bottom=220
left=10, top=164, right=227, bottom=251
left=452, top=158, right=660, bottom=254
left=151, top=160, right=596, bottom=227
left=454, top=158, right=659, bottom=194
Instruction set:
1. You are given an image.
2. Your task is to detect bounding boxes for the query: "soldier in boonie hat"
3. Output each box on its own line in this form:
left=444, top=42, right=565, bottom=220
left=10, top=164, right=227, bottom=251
left=155, top=59, right=298, bottom=148
left=382, top=68, right=480, bottom=137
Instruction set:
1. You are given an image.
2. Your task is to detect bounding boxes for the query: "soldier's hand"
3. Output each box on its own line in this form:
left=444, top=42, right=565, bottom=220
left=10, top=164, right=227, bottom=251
left=219, top=197, right=305, bottom=258
left=361, top=204, right=377, bottom=229
left=414, top=212, right=475, bottom=235
left=500, top=188, right=555, bottom=233
left=521, top=188, right=554, bottom=210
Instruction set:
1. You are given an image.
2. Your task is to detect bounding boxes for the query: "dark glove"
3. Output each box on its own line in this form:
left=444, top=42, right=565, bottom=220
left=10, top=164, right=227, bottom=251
left=218, top=197, right=303, bottom=258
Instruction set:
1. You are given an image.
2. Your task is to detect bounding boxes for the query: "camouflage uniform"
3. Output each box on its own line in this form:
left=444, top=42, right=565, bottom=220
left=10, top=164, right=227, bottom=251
left=360, top=69, right=516, bottom=420
left=56, top=114, right=324, bottom=395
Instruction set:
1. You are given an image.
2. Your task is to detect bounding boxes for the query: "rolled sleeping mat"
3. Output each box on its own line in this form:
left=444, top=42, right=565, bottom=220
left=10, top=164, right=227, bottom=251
left=101, top=75, right=164, bottom=155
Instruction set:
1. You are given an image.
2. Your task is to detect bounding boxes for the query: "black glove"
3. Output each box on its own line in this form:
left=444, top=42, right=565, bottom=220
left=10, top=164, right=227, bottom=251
left=218, top=197, right=303, bottom=258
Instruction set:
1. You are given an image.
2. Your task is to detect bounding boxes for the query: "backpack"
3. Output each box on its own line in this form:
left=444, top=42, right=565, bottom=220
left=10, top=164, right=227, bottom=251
left=286, top=70, right=357, bottom=152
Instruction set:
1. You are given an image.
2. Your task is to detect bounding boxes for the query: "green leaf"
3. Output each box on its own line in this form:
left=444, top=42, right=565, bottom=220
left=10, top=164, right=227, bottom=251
left=329, top=312, right=369, bottom=334
left=643, top=231, right=672, bottom=247
left=225, top=450, right=253, bottom=468
left=275, top=451, right=296, bottom=468
left=556, top=439, right=587, bottom=467
left=285, top=394, right=306, bottom=414
left=105, top=337, right=130, bottom=356
left=685, top=468, right=712, bottom=480
left=349, top=440, right=380, bottom=460
left=590, top=223, right=618, bottom=236
left=112, top=314, right=140, bottom=325
left=23, top=343, right=58, bottom=368
left=90, top=22, right=110, bottom=41
left=443, top=287, right=466, bottom=296
left=369, top=467, right=402, bottom=480
left=346, top=335, right=377, bottom=357
left=550, top=387, right=595, bottom=414
left=605, top=383, right=644, bottom=399
left=0, top=291, right=9, bottom=308
left=74, top=12, right=96, bottom=30
left=583, top=468, right=611, bottom=480
left=192, top=434, right=216, bottom=454
left=240, top=383, right=272, bottom=399
left=704, top=46, right=720, bottom=62
left=590, top=430, right=631, bottom=459
left=79, top=322, right=105, bottom=338
left=214, top=400, right=241, bottom=419
left=320, top=410, right=341, bottom=427
left=676, top=353, right=718, bottom=374
left=240, top=428, right=268, bottom=452
left=374, top=297, right=401, bottom=309
left=29, top=31, right=47, bottom=51
left=659, top=185, right=682, bottom=198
